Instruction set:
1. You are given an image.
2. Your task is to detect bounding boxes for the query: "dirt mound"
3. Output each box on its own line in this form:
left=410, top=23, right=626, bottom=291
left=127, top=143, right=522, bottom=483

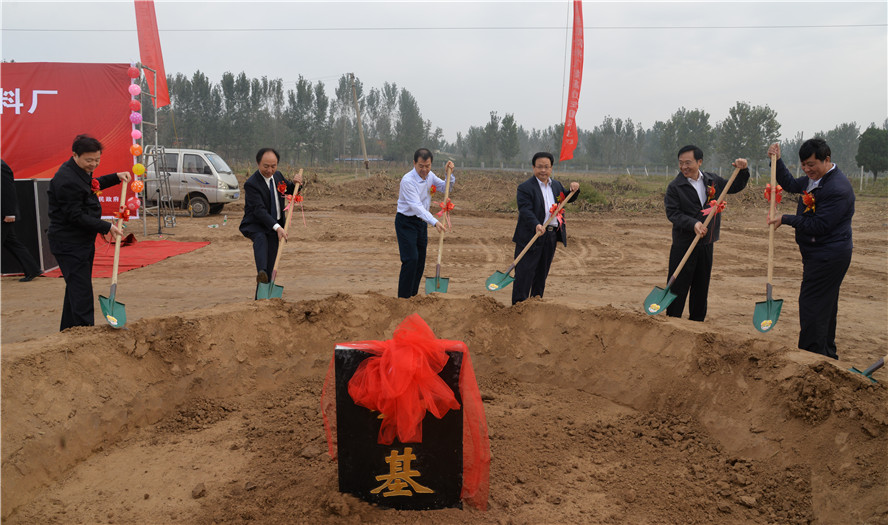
left=3, top=294, right=886, bottom=524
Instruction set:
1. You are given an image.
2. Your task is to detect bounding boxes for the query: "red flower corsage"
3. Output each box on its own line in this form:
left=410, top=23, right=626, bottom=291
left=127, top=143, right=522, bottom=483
left=277, top=181, right=287, bottom=195
left=430, top=185, right=437, bottom=195
left=706, top=184, right=716, bottom=201
left=91, top=178, right=102, bottom=196
left=802, top=191, right=815, bottom=213
left=556, top=191, right=565, bottom=203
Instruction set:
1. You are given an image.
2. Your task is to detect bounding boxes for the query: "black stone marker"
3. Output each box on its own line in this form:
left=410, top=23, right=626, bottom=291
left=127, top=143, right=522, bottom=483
left=334, top=346, right=463, bottom=510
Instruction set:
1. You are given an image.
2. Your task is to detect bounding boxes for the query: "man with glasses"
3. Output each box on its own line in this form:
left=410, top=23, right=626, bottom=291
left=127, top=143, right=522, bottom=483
left=47, top=134, right=130, bottom=330
left=511, top=151, right=579, bottom=305
left=664, top=145, right=749, bottom=321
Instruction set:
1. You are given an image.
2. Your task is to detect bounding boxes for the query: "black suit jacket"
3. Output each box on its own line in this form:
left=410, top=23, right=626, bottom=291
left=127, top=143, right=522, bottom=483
left=2, top=160, right=19, bottom=218
left=512, top=176, right=578, bottom=248
left=47, top=158, right=121, bottom=245
left=665, top=169, right=749, bottom=247
left=239, top=170, right=297, bottom=236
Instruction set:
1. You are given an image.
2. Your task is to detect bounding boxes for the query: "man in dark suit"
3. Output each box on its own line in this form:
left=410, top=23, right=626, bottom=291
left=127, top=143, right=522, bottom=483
left=664, top=145, right=749, bottom=321
left=2, top=159, right=42, bottom=281
left=239, top=148, right=302, bottom=286
left=511, top=151, right=580, bottom=305
left=767, top=139, right=854, bottom=360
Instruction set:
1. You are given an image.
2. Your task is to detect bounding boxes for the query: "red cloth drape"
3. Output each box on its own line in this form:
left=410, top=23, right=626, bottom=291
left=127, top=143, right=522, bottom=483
left=134, top=0, right=170, bottom=108
left=559, top=0, right=584, bottom=161
left=321, top=314, right=491, bottom=510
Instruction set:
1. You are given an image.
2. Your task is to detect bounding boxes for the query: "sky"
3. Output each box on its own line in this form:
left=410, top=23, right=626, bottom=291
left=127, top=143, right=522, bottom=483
left=2, top=0, right=886, bottom=144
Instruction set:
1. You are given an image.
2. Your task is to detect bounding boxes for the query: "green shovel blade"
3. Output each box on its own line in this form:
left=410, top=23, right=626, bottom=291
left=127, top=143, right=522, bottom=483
left=644, top=286, right=676, bottom=316
left=485, top=271, right=513, bottom=291
left=256, top=282, right=284, bottom=300
left=98, top=295, right=127, bottom=328
left=425, top=276, right=450, bottom=294
left=753, top=298, right=783, bottom=333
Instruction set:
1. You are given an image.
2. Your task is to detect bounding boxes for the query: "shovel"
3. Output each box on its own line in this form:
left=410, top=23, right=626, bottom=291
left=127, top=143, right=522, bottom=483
left=644, top=167, right=741, bottom=315
left=99, top=181, right=128, bottom=328
left=753, top=154, right=784, bottom=332
left=486, top=189, right=578, bottom=291
left=425, top=163, right=454, bottom=294
left=257, top=173, right=301, bottom=300
left=849, top=353, right=886, bottom=384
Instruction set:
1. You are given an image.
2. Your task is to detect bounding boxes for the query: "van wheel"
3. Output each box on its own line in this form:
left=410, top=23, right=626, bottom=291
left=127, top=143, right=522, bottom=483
left=209, top=204, right=224, bottom=215
left=187, top=195, right=210, bottom=217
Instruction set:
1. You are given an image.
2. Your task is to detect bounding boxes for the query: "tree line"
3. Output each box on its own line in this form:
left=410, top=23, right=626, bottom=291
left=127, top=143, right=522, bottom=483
left=147, top=70, right=888, bottom=179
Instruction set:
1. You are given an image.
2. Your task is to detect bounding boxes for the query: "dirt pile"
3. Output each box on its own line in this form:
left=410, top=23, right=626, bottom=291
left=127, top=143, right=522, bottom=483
left=3, top=294, right=886, bottom=524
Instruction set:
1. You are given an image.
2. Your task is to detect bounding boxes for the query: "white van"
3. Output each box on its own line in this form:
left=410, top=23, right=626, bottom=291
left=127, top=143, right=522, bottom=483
left=144, top=148, right=239, bottom=217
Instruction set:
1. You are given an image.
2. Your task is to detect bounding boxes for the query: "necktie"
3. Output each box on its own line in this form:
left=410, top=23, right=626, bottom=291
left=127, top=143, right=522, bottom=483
left=268, top=177, right=277, bottom=220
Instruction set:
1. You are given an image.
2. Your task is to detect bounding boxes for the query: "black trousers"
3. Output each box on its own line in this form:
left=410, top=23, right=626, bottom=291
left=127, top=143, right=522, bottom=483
left=248, top=230, right=280, bottom=275
left=2, top=221, right=40, bottom=277
left=395, top=213, right=428, bottom=298
left=665, top=242, right=714, bottom=322
left=511, top=229, right=558, bottom=305
left=50, top=240, right=96, bottom=331
left=798, top=252, right=851, bottom=360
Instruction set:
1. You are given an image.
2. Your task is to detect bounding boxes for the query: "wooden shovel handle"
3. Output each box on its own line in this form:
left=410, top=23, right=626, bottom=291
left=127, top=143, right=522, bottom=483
left=110, top=180, right=128, bottom=287
left=667, top=168, right=740, bottom=287
left=434, top=163, right=454, bottom=266
left=767, top=155, right=777, bottom=285
left=270, top=169, right=302, bottom=276
left=507, top=188, right=578, bottom=273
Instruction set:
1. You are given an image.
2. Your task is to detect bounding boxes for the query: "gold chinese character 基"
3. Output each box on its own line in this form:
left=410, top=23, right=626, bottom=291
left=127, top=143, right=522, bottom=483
left=371, top=447, right=434, bottom=497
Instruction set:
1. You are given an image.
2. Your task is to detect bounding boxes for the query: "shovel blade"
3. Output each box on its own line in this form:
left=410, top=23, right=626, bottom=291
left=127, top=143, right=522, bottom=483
left=425, top=276, right=450, bottom=294
left=256, top=282, right=284, bottom=300
left=753, top=298, right=783, bottom=333
left=485, top=271, right=513, bottom=291
left=98, top=295, right=127, bottom=328
left=644, top=286, right=676, bottom=316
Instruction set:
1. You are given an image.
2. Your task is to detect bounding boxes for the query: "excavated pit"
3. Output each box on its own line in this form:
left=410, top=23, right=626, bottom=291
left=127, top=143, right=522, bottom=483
left=2, top=293, right=886, bottom=525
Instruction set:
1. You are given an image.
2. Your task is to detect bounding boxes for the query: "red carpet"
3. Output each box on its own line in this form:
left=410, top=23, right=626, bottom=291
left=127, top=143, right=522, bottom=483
left=43, top=236, right=210, bottom=278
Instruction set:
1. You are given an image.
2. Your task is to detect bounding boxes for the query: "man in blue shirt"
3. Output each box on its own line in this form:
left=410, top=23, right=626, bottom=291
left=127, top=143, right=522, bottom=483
left=767, top=138, right=855, bottom=360
left=395, top=148, right=455, bottom=298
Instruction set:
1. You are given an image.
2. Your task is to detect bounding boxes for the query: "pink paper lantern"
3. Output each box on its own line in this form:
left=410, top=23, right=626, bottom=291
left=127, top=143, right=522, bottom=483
left=131, top=129, right=142, bottom=140
left=128, top=84, right=141, bottom=96
left=129, top=112, right=142, bottom=125
left=127, top=66, right=140, bottom=79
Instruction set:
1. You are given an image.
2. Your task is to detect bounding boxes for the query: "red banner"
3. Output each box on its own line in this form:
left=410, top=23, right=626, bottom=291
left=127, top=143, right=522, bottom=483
left=135, top=0, right=170, bottom=108
left=0, top=62, right=133, bottom=217
left=559, top=0, right=584, bottom=162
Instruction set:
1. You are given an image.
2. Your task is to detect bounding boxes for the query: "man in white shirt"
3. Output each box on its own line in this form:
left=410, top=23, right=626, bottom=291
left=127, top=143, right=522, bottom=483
left=395, top=148, right=455, bottom=298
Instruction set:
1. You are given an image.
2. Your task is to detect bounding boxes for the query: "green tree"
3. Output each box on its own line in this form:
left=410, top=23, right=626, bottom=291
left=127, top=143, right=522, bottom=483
left=715, top=101, right=780, bottom=165
left=484, top=111, right=500, bottom=164
left=393, top=88, right=424, bottom=161
left=660, top=107, right=712, bottom=163
left=498, top=113, right=520, bottom=162
left=856, top=125, right=888, bottom=181
left=820, top=122, right=860, bottom=168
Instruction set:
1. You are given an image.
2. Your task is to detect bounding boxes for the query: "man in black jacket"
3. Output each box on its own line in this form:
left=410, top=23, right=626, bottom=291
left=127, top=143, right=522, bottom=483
left=664, top=145, right=749, bottom=321
left=767, top=139, right=854, bottom=359
left=239, top=148, right=302, bottom=286
left=47, top=135, right=130, bottom=330
left=2, top=159, right=42, bottom=281
left=511, top=151, right=580, bottom=305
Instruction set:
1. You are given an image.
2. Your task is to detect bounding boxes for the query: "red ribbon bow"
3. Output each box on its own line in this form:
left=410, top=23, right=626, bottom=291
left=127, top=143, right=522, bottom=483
left=113, top=209, right=131, bottom=222
left=763, top=184, right=783, bottom=203
left=802, top=190, right=815, bottom=213
left=91, top=178, right=102, bottom=196
left=548, top=203, right=565, bottom=226
left=436, top=198, right=454, bottom=230
left=283, top=193, right=307, bottom=226
left=701, top=199, right=726, bottom=216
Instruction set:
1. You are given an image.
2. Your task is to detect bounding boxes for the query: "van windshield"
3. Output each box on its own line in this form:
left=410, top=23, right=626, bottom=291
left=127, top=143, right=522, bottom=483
left=206, top=154, right=233, bottom=174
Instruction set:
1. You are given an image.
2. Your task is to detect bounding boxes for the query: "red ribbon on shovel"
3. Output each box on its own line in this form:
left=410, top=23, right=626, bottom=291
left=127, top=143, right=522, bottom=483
left=436, top=198, right=454, bottom=230
left=548, top=203, right=565, bottom=226
left=701, top=199, right=726, bottom=217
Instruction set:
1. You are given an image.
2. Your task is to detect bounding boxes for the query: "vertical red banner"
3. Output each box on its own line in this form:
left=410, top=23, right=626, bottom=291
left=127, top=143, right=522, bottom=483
left=134, top=0, right=170, bottom=108
left=559, top=0, right=584, bottom=161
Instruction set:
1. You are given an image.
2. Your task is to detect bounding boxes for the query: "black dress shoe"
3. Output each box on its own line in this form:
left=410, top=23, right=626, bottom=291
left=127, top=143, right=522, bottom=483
left=19, top=274, right=38, bottom=282
left=257, top=270, right=269, bottom=284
